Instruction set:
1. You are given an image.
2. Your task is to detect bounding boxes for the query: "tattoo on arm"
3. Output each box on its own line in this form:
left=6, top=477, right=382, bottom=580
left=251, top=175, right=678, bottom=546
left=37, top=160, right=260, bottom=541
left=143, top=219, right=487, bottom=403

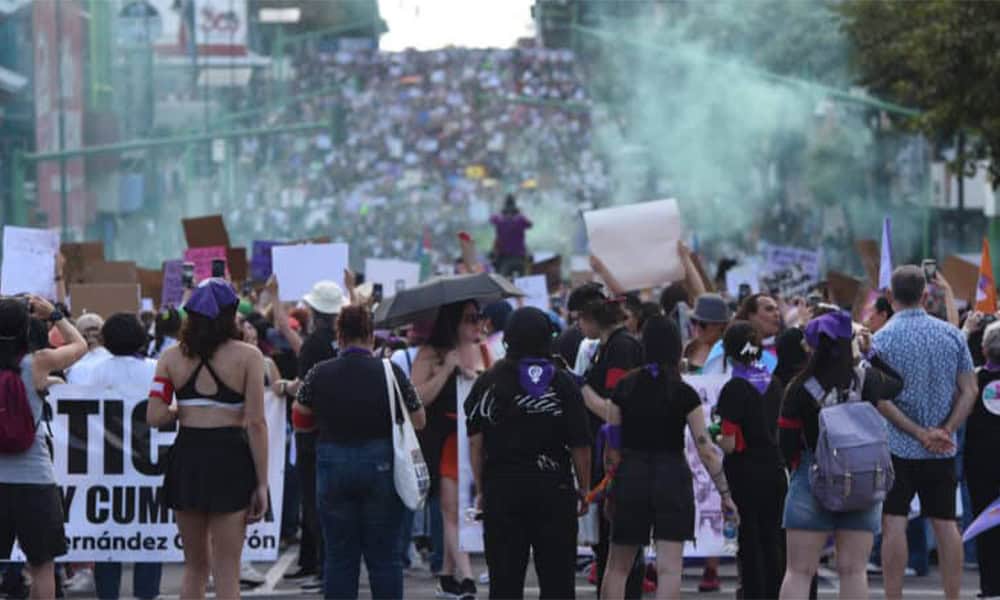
left=696, top=435, right=710, bottom=446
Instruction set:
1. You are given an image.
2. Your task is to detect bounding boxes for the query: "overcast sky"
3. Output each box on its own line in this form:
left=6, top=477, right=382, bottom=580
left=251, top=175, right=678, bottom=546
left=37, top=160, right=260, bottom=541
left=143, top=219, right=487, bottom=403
left=378, top=0, right=536, bottom=51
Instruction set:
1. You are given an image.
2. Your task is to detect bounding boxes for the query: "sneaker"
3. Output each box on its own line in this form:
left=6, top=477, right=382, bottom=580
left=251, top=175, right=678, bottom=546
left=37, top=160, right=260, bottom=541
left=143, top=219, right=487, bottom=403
left=300, top=576, right=323, bottom=594
left=904, top=567, right=918, bottom=577
left=284, top=566, right=317, bottom=580
left=866, top=562, right=882, bottom=574
left=437, top=575, right=461, bottom=598
left=698, top=567, right=720, bottom=593
left=458, top=578, right=477, bottom=600
left=478, top=571, right=489, bottom=585
left=240, top=562, right=266, bottom=587
left=63, top=568, right=95, bottom=594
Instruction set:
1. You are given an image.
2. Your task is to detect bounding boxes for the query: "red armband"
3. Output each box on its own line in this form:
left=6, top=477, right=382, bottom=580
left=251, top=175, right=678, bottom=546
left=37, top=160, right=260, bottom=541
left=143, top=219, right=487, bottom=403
left=150, top=377, right=174, bottom=404
left=721, top=419, right=747, bottom=453
left=292, top=408, right=316, bottom=431
left=605, top=367, right=628, bottom=391
left=778, top=416, right=803, bottom=430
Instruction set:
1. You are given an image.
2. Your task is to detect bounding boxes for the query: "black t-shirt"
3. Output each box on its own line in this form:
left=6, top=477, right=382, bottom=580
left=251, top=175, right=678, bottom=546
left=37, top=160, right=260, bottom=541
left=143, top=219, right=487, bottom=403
left=465, top=359, right=591, bottom=481
left=298, top=352, right=422, bottom=444
left=967, top=367, right=1000, bottom=454
left=779, top=358, right=902, bottom=466
left=716, top=376, right=784, bottom=463
left=611, top=369, right=701, bottom=453
left=297, top=327, right=337, bottom=380
left=555, top=326, right=584, bottom=368
left=584, top=327, right=644, bottom=399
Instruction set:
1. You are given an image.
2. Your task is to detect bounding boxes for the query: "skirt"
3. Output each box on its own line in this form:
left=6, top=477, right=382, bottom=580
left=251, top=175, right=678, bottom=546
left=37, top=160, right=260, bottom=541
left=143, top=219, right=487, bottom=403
left=164, top=426, right=257, bottom=514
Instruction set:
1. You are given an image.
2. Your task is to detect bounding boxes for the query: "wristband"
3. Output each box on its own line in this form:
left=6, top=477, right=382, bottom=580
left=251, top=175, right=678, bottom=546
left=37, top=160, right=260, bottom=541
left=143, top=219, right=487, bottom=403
left=49, top=310, right=64, bottom=323
left=150, top=376, right=174, bottom=404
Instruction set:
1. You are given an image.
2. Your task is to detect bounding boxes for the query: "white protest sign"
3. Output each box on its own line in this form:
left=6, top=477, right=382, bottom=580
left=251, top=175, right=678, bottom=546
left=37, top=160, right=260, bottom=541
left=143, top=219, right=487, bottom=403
left=456, top=376, right=483, bottom=553
left=456, top=371, right=733, bottom=557
left=1, top=225, right=60, bottom=298
left=272, top=243, right=349, bottom=302
left=725, top=264, right=760, bottom=295
left=364, top=258, right=421, bottom=297
left=762, top=243, right=821, bottom=279
left=583, top=199, right=683, bottom=290
left=509, top=274, right=550, bottom=312
left=8, top=386, right=286, bottom=562
left=681, top=373, right=731, bottom=557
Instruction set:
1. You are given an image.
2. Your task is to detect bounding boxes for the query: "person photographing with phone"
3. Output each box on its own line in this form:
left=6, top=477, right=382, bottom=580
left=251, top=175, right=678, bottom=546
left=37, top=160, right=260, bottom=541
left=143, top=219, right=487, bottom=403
left=146, top=278, right=269, bottom=600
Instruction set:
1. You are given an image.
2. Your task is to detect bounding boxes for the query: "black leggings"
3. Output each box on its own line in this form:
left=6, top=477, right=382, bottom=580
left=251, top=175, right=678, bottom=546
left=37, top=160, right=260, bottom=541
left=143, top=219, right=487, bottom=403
left=482, top=478, right=578, bottom=599
left=726, top=457, right=787, bottom=600
left=966, top=448, right=1000, bottom=597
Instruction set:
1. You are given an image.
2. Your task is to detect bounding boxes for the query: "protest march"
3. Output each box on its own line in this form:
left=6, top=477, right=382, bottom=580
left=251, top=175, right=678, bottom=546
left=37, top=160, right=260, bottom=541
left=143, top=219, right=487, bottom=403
left=3, top=1, right=1000, bottom=600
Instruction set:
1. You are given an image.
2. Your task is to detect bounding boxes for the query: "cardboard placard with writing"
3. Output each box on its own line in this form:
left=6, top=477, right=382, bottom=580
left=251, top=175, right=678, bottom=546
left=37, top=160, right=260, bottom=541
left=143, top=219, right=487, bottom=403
left=137, top=269, right=162, bottom=307
left=530, top=255, right=562, bottom=294
left=161, top=260, right=185, bottom=309
left=855, top=239, right=880, bottom=288
left=183, top=246, right=228, bottom=283
left=61, top=242, right=104, bottom=285
left=83, top=261, right=138, bottom=284
left=227, top=247, right=248, bottom=283
left=942, top=255, right=979, bottom=305
left=69, top=284, right=140, bottom=319
left=182, top=215, right=230, bottom=249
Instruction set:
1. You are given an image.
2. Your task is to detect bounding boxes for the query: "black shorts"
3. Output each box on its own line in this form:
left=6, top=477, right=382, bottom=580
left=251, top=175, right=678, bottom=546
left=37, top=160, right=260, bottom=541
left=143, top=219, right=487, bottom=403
left=0, top=483, right=67, bottom=566
left=612, top=451, right=694, bottom=545
left=883, top=456, right=957, bottom=520
left=164, top=426, right=257, bottom=513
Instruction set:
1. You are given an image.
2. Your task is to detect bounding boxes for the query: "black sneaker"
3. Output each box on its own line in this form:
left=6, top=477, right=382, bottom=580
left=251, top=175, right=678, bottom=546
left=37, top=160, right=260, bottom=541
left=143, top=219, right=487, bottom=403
left=300, top=576, right=323, bottom=594
left=459, top=578, right=477, bottom=600
left=284, top=566, right=317, bottom=580
left=436, top=575, right=461, bottom=598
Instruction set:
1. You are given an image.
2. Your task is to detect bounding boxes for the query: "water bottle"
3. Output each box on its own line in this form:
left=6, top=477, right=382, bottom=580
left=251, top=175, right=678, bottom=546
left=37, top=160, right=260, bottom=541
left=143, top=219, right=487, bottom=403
left=722, top=510, right=739, bottom=554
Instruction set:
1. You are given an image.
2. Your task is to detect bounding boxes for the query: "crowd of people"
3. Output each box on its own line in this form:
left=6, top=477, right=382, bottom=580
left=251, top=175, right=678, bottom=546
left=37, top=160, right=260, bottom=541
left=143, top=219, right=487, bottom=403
left=1, top=230, right=999, bottom=600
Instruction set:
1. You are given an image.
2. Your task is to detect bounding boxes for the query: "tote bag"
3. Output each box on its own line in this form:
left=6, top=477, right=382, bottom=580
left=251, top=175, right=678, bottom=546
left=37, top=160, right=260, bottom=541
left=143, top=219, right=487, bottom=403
left=383, top=359, right=430, bottom=510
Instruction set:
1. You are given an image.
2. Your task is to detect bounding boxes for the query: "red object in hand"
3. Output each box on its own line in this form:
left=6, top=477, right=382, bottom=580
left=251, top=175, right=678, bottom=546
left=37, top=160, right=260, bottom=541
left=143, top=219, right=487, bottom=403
left=458, top=231, right=472, bottom=242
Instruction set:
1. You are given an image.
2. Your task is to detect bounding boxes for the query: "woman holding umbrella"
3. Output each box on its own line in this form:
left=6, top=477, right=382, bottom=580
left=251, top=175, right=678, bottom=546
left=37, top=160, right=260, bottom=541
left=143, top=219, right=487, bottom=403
left=412, top=300, right=489, bottom=600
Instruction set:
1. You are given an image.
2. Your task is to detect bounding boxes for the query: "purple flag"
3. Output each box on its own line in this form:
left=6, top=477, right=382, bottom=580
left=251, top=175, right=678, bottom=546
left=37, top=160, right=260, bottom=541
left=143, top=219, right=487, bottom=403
left=962, top=496, right=1000, bottom=543
left=878, top=217, right=893, bottom=291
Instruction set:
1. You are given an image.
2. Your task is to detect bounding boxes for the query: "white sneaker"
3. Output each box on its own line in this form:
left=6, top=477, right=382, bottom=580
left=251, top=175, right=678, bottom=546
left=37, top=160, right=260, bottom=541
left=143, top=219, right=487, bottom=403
left=64, top=568, right=95, bottom=593
left=240, top=562, right=266, bottom=586
left=478, top=571, right=489, bottom=585
left=865, top=562, right=882, bottom=574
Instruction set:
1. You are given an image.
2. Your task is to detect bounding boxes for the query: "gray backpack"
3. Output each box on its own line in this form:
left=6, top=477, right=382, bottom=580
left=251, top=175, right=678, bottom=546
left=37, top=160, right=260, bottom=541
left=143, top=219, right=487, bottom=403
left=805, top=367, right=894, bottom=512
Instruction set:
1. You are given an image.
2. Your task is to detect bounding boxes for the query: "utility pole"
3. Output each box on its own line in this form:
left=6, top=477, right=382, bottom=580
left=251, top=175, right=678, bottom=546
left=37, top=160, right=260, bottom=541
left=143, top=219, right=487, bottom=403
left=55, top=0, right=68, bottom=239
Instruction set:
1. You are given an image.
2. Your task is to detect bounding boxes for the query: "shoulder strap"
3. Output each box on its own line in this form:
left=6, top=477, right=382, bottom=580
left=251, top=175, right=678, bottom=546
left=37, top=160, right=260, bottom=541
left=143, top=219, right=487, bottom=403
left=383, top=359, right=408, bottom=426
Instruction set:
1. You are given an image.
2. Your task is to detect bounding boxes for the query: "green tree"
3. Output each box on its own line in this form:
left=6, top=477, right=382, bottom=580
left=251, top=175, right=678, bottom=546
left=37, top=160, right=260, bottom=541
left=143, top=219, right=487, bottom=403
left=840, top=0, right=1000, bottom=185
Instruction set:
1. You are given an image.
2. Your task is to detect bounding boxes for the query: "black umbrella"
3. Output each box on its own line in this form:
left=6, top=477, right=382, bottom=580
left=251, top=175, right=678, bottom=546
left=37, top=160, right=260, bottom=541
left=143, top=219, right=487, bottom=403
left=374, top=272, right=523, bottom=329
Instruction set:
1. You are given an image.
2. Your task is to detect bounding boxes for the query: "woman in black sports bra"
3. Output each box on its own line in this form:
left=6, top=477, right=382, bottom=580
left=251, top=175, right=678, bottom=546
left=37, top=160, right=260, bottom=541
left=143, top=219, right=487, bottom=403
left=146, top=279, right=268, bottom=600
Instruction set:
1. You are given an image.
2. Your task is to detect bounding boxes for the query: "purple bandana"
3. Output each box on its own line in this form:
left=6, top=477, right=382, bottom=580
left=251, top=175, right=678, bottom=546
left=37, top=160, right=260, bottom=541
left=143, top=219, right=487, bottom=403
left=804, top=310, right=853, bottom=349
left=731, top=362, right=772, bottom=395
left=518, top=358, right=556, bottom=398
left=184, top=278, right=239, bottom=318
left=986, top=361, right=1000, bottom=373
left=644, top=363, right=660, bottom=378
left=341, top=347, right=372, bottom=357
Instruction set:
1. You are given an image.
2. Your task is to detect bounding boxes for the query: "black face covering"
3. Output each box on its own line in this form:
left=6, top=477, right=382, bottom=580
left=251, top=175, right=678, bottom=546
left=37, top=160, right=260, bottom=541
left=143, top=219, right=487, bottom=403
left=504, top=307, right=554, bottom=359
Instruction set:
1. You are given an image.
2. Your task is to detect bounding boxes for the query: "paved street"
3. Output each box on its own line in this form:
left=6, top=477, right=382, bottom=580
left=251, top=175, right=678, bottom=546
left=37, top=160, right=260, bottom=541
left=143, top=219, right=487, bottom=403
left=61, top=546, right=982, bottom=599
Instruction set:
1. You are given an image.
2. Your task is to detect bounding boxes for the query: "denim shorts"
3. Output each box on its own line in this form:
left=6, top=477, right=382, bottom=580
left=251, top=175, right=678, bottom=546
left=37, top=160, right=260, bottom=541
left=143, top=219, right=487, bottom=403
left=782, top=451, right=882, bottom=534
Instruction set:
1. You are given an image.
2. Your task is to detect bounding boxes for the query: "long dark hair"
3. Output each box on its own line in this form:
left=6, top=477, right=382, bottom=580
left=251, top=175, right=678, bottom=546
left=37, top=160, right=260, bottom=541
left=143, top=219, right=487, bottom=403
left=0, top=299, right=30, bottom=372
left=179, top=304, right=239, bottom=360
left=152, top=308, right=182, bottom=356
left=579, top=297, right=626, bottom=329
left=640, top=315, right=683, bottom=381
left=427, top=300, right=476, bottom=351
left=786, top=333, right=854, bottom=401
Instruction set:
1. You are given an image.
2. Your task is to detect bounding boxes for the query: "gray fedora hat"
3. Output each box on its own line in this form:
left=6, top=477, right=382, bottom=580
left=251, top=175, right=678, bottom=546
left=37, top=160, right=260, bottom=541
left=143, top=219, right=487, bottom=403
left=691, top=293, right=730, bottom=324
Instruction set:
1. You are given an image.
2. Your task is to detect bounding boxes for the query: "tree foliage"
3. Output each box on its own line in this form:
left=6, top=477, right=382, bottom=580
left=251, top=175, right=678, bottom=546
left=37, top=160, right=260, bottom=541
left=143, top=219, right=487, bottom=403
left=839, top=0, right=1000, bottom=184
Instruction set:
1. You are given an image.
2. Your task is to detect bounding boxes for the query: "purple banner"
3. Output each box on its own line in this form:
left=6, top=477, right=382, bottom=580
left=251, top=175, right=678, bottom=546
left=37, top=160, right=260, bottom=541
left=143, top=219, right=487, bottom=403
left=251, top=240, right=281, bottom=282
left=161, top=259, right=184, bottom=309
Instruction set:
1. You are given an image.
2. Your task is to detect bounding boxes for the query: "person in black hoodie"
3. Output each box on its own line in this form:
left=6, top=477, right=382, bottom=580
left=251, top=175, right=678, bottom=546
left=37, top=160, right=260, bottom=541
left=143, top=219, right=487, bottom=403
left=466, top=307, right=592, bottom=599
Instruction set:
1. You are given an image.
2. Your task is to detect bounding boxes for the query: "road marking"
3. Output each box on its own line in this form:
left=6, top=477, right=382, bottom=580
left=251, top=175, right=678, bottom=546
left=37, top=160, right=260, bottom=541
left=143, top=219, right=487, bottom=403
left=251, top=546, right=298, bottom=595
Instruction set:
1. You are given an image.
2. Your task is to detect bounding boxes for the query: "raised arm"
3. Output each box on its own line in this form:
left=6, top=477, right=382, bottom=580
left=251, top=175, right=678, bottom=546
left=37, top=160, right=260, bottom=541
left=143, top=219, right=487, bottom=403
left=679, top=241, right=708, bottom=299
left=265, top=275, right=303, bottom=355
left=589, top=254, right=626, bottom=297
left=31, top=296, right=87, bottom=384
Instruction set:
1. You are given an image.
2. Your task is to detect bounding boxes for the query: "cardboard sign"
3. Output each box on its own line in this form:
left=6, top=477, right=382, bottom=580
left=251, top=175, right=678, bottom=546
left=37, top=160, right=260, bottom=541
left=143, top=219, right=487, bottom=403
left=83, top=261, right=138, bottom=284
left=943, top=255, right=979, bottom=305
left=826, top=270, right=862, bottom=309
left=183, top=246, right=227, bottom=283
left=530, top=254, right=562, bottom=293
left=227, top=247, right=248, bottom=283
left=69, top=284, right=140, bottom=318
left=1, top=226, right=61, bottom=298
left=855, top=239, right=880, bottom=288
left=161, top=260, right=185, bottom=309
left=583, top=199, right=684, bottom=290
left=250, top=241, right=282, bottom=282
left=137, top=269, right=162, bottom=307
left=61, top=241, right=104, bottom=285
left=762, top=243, right=821, bottom=279
left=510, top=274, right=550, bottom=311
left=271, top=243, right=349, bottom=302
left=725, top=264, right=760, bottom=295
left=364, top=258, right=421, bottom=297
left=182, top=215, right=230, bottom=249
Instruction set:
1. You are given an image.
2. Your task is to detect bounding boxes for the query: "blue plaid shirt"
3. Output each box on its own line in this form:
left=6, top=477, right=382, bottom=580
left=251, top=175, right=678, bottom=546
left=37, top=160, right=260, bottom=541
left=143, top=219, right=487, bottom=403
left=872, top=308, right=973, bottom=459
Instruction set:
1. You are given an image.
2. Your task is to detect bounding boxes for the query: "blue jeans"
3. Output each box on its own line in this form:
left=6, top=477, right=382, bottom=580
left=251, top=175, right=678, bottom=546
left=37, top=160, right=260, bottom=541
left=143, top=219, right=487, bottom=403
left=316, top=439, right=405, bottom=599
left=398, top=508, right=415, bottom=568
left=94, top=563, right=162, bottom=600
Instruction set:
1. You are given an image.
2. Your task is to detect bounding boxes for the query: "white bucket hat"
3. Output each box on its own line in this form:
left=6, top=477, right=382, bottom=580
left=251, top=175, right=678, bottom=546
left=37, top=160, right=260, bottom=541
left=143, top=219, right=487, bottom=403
left=303, top=281, right=347, bottom=315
